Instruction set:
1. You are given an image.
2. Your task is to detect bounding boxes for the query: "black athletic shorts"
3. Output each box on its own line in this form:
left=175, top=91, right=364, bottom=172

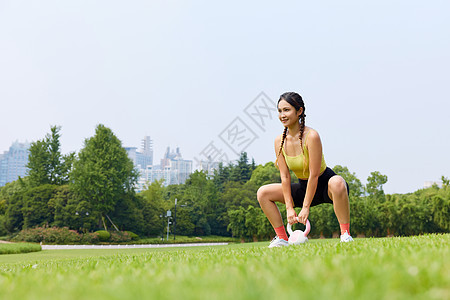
left=291, top=167, right=349, bottom=208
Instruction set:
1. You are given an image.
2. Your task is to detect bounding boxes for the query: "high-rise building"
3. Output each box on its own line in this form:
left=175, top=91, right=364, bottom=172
left=159, top=147, right=193, bottom=186
left=124, top=136, right=154, bottom=169
left=141, top=136, right=153, bottom=157
left=125, top=137, right=192, bottom=191
left=140, top=147, right=193, bottom=188
left=0, top=141, right=30, bottom=186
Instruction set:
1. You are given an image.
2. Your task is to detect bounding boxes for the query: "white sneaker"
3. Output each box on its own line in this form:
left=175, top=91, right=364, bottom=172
left=268, top=236, right=289, bottom=248
left=340, top=231, right=354, bottom=243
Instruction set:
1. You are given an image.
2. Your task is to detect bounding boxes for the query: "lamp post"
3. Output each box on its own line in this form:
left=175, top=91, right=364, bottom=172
left=173, top=198, right=187, bottom=241
left=166, top=210, right=172, bottom=241
left=159, top=214, right=164, bottom=241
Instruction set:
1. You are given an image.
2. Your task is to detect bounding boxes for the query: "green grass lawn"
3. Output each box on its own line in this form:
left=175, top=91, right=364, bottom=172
left=0, top=234, right=448, bottom=300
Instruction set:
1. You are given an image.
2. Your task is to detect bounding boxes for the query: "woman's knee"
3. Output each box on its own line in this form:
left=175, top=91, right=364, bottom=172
left=257, top=184, right=282, bottom=204
left=257, top=185, right=269, bottom=203
left=328, top=176, right=348, bottom=197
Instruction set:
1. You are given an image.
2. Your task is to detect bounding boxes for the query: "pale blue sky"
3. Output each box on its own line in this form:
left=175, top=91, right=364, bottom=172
left=1, top=1, right=449, bottom=194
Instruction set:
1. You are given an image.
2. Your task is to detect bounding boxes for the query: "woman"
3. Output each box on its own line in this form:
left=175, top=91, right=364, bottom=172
left=257, top=92, right=353, bottom=248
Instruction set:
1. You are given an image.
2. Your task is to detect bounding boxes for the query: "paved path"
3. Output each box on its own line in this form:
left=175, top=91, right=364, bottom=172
left=41, top=243, right=228, bottom=250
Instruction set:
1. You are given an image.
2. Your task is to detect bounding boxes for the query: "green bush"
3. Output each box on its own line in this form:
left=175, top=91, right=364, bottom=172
left=126, top=231, right=139, bottom=240
left=44, top=228, right=82, bottom=244
left=11, top=227, right=47, bottom=243
left=11, top=227, right=82, bottom=244
left=0, top=215, right=7, bottom=236
left=80, top=232, right=100, bottom=244
left=95, top=230, right=111, bottom=242
left=109, top=231, right=132, bottom=243
left=8, top=227, right=139, bottom=245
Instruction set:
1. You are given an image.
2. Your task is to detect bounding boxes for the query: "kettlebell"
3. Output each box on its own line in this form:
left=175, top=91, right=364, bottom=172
left=286, top=218, right=311, bottom=245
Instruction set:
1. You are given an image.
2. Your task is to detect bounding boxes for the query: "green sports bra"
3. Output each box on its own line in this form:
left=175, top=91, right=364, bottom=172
left=281, top=131, right=327, bottom=179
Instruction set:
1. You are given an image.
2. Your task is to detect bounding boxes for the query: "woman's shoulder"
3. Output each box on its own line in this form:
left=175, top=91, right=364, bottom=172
left=275, top=133, right=284, bottom=142
left=274, top=134, right=283, bottom=147
left=304, top=127, right=322, bottom=145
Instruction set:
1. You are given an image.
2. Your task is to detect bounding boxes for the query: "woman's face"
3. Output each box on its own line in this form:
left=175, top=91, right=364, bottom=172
left=278, top=99, right=302, bottom=127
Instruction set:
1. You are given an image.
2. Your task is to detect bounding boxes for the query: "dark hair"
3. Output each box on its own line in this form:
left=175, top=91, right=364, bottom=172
left=278, top=92, right=305, bottom=117
left=276, top=92, right=307, bottom=166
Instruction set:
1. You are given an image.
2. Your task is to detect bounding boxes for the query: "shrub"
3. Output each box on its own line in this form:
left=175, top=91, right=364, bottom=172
left=0, top=215, right=7, bottom=236
left=109, top=231, right=132, bottom=243
left=126, top=231, right=139, bottom=240
left=81, top=232, right=100, bottom=244
left=11, top=227, right=46, bottom=243
left=11, top=227, right=82, bottom=244
left=45, top=228, right=81, bottom=244
left=95, top=230, right=111, bottom=242
left=9, top=227, right=141, bottom=245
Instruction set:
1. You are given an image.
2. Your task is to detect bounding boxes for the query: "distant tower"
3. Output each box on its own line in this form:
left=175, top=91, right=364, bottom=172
left=141, top=136, right=153, bottom=158
left=138, top=136, right=153, bottom=168
left=0, top=141, right=30, bottom=186
left=124, top=137, right=192, bottom=191
left=124, top=136, right=154, bottom=192
left=159, top=146, right=192, bottom=186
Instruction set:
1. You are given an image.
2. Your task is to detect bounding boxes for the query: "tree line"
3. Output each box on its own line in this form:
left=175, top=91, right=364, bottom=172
left=0, top=125, right=448, bottom=240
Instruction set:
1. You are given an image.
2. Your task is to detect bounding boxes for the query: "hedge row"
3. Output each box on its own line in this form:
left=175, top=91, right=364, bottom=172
left=11, top=227, right=139, bottom=245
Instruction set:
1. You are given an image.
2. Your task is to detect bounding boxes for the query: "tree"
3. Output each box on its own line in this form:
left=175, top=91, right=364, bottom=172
left=244, top=206, right=260, bottom=241
left=4, top=191, right=24, bottom=233
left=0, top=214, right=6, bottom=236
left=378, top=197, right=399, bottom=236
left=1, top=178, right=31, bottom=233
left=230, top=152, right=253, bottom=183
left=47, top=185, right=86, bottom=230
left=255, top=209, right=275, bottom=240
left=247, top=162, right=280, bottom=187
left=109, top=193, right=144, bottom=235
left=0, top=199, right=5, bottom=216
left=140, top=180, right=167, bottom=236
left=213, top=163, right=231, bottom=192
left=27, top=126, right=75, bottom=186
left=365, top=171, right=388, bottom=200
left=70, top=124, right=138, bottom=230
left=333, top=165, right=364, bottom=199
left=244, top=205, right=275, bottom=241
left=22, top=184, right=58, bottom=229
left=26, top=140, right=50, bottom=186
left=431, top=194, right=450, bottom=232
left=182, top=171, right=216, bottom=235
left=308, top=204, right=339, bottom=238
left=227, top=207, right=247, bottom=241
left=0, top=177, right=30, bottom=201
left=221, top=181, right=258, bottom=213
left=355, top=198, right=381, bottom=237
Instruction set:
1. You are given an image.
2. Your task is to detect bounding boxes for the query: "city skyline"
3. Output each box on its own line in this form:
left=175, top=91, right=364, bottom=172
left=0, top=136, right=199, bottom=188
left=125, top=137, right=194, bottom=190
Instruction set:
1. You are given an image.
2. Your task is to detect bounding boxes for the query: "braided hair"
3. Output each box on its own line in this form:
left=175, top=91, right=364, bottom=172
left=275, top=92, right=306, bottom=167
left=276, top=126, right=288, bottom=159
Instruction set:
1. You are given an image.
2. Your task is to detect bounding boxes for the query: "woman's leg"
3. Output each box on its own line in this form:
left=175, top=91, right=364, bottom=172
left=328, top=175, right=353, bottom=241
left=257, top=183, right=285, bottom=228
left=257, top=183, right=289, bottom=246
left=328, top=175, right=350, bottom=224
